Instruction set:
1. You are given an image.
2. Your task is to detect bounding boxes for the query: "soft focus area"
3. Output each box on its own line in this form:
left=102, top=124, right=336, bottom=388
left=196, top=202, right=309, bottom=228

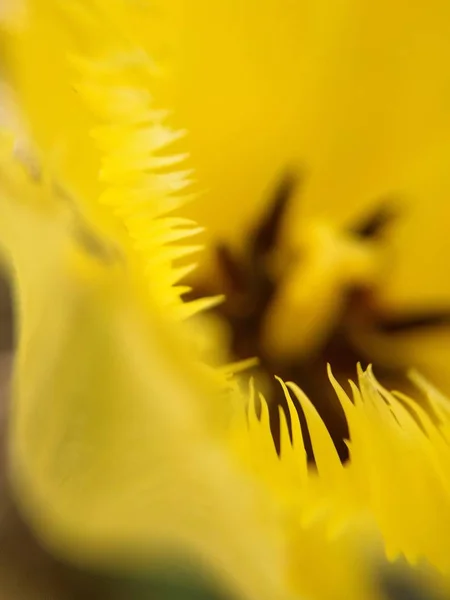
left=1, top=2, right=450, bottom=600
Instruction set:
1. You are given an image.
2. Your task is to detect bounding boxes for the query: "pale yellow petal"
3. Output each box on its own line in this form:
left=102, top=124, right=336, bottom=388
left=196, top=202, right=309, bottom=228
left=0, top=136, right=288, bottom=600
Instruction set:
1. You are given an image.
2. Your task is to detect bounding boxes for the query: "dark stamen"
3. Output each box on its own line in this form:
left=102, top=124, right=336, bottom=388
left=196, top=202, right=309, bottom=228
left=191, top=171, right=450, bottom=466
left=375, top=310, right=450, bottom=334
left=350, top=200, right=399, bottom=239
left=378, top=566, right=444, bottom=600
left=249, top=171, right=300, bottom=257
left=216, top=243, right=246, bottom=295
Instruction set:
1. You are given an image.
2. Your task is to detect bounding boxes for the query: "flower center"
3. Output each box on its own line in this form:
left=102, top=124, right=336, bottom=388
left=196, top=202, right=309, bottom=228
left=189, top=174, right=450, bottom=463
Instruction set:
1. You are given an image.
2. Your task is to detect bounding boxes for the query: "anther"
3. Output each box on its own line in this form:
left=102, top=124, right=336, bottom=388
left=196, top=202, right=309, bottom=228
left=375, top=310, right=450, bottom=334
left=350, top=199, right=399, bottom=239
left=249, top=171, right=301, bottom=257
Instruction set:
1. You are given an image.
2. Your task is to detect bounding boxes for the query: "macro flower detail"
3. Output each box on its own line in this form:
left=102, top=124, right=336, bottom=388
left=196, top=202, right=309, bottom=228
left=0, top=3, right=287, bottom=599
left=190, top=173, right=450, bottom=463
left=0, top=2, right=450, bottom=600
left=229, top=365, right=450, bottom=598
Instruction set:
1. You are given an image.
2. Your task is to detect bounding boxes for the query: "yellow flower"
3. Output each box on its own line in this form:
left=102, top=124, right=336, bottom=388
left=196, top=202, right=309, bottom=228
left=135, top=0, right=450, bottom=400
left=107, top=0, right=450, bottom=467
left=0, top=3, right=287, bottom=598
left=230, top=366, right=450, bottom=599
left=147, top=0, right=450, bottom=285
left=2, top=2, right=450, bottom=600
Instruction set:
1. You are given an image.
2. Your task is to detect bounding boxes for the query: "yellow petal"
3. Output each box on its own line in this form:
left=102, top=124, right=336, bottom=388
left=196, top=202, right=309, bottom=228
left=0, top=135, right=288, bottom=600
left=135, top=0, right=450, bottom=394
left=145, top=0, right=450, bottom=300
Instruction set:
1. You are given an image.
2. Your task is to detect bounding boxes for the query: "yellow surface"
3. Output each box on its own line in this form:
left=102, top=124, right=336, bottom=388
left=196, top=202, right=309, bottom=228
left=134, top=0, right=450, bottom=392
left=3, top=4, right=450, bottom=599
left=143, top=1, right=450, bottom=302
